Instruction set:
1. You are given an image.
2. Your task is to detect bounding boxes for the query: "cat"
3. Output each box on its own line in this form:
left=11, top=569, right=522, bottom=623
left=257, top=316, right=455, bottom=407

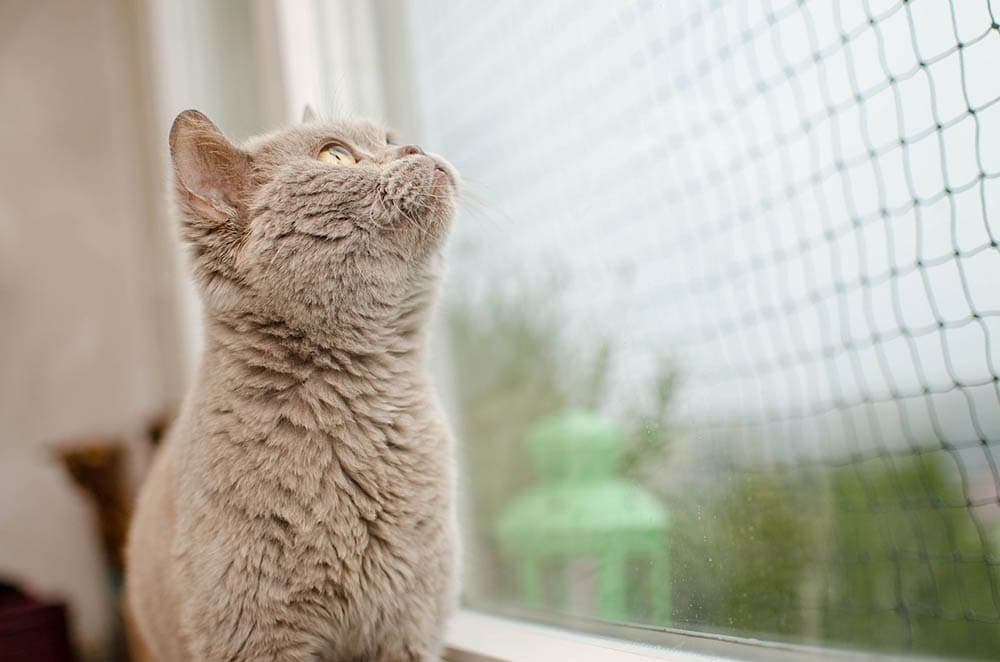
left=124, top=108, right=460, bottom=662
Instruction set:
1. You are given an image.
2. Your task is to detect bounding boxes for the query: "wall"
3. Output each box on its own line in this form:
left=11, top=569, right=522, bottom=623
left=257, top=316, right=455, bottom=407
left=0, top=0, right=181, bottom=655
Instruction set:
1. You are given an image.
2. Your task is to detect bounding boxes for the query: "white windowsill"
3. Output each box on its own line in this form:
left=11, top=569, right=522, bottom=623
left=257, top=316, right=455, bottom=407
left=443, top=609, right=903, bottom=662
left=444, top=610, right=721, bottom=662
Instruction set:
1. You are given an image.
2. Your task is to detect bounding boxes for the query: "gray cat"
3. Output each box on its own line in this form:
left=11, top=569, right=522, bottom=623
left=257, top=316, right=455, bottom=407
left=125, top=108, right=460, bottom=661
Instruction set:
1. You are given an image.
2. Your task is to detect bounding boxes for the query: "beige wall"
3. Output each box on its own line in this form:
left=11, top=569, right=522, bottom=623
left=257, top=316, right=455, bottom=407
left=0, top=0, right=181, bottom=655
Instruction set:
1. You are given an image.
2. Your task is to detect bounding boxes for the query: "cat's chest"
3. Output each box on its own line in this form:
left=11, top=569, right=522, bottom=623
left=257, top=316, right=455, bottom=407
left=196, top=390, right=438, bottom=516
left=239, top=423, right=435, bottom=588
left=186, top=374, right=444, bottom=552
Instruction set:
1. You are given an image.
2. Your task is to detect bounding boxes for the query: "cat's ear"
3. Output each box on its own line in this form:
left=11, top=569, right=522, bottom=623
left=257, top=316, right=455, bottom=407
left=302, top=104, right=318, bottom=123
left=169, top=109, right=251, bottom=223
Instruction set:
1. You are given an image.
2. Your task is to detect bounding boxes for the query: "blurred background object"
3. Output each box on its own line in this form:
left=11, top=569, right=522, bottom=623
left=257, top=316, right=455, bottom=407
left=496, top=411, right=671, bottom=624
left=0, top=581, right=76, bottom=662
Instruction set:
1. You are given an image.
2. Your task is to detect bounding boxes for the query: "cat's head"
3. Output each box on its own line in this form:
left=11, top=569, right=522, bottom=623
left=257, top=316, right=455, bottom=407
left=169, top=109, right=458, bottom=332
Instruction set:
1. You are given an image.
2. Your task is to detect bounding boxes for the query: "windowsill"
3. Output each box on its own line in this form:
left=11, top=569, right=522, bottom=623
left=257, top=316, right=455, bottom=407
left=443, top=609, right=899, bottom=661
left=444, top=610, right=721, bottom=662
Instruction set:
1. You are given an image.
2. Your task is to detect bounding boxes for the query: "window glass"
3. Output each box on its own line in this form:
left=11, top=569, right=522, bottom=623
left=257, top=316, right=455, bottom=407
left=408, top=1, right=1000, bottom=657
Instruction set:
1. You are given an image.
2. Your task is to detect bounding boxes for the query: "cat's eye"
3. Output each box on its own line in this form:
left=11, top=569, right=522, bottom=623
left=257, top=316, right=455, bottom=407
left=318, top=144, right=356, bottom=165
left=386, top=135, right=398, bottom=146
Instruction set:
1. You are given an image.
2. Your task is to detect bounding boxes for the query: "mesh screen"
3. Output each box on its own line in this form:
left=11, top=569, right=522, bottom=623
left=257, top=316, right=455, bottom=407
left=409, top=0, right=1000, bottom=656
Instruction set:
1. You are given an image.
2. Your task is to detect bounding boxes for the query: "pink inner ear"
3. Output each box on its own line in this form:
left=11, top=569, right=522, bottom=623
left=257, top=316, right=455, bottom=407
left=171, top=128, right=248, bottom=220
left=188, top=162, right=231, bottom=207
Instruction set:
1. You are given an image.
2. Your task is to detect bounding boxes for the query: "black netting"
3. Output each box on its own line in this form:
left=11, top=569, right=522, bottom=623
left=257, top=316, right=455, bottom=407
left=649, top=0, right=1000, bottom=647
left=410, top=0, right=1000, bottom=657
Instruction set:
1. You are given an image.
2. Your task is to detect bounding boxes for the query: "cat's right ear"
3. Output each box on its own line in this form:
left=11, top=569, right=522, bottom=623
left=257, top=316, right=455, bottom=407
left=169, top=109, right=252, bottom=224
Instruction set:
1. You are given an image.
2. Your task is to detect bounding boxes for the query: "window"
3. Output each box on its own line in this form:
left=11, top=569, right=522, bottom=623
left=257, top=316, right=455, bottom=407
left=400, top=1, right=1000, bottom=659
left=150, top=0, right=1000, bottom=658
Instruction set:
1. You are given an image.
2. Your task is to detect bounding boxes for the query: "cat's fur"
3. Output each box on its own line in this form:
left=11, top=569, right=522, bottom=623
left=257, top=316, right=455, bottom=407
left=125, top=109, right=460, bottom=661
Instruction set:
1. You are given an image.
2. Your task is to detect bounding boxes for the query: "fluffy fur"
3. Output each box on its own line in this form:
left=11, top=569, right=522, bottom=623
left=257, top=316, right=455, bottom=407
left=125, top=109, right=460, bottom=661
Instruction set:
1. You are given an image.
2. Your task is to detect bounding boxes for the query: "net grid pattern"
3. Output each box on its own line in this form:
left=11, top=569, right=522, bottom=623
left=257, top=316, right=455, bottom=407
left=410, top=0, right=1000, bottom=650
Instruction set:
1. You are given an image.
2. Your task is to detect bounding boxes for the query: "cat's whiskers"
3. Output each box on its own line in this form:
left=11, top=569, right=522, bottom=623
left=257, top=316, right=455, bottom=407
left=407, top=179, right=513, bottom=232
left=457, top=181, right=516, bottom=230
left=391, top=199, right=439, bottom=243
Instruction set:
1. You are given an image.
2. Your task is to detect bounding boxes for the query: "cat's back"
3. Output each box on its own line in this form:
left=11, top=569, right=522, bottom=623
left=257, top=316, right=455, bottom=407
left=124, top=427, right=186, bottom=661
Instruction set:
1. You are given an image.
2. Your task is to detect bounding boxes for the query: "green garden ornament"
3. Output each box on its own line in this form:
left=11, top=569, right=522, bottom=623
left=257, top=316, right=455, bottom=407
left=495, top=410, right=670, bottom=624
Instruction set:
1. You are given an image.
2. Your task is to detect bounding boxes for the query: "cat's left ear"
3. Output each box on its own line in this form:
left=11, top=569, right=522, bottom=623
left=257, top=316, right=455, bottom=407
left=302, top=105, right=318, bottom=123
left=169, top=109, right=252, bottom=224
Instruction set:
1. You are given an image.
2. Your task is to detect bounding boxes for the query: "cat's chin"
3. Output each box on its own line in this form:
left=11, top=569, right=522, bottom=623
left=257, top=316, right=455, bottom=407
left=433, top=166, right=454, bottom=187
left=430, top=155, right=459, bottom=189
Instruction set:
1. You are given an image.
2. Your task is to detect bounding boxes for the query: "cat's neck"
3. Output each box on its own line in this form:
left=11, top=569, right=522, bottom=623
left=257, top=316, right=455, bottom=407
left=202, top=307, right=429, bottom=381
left=185, top=308, right=431, bottom=444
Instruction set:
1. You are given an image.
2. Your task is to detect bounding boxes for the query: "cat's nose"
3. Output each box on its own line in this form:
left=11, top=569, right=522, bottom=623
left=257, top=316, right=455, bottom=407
left=395, top=144, right=424, bottom=158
